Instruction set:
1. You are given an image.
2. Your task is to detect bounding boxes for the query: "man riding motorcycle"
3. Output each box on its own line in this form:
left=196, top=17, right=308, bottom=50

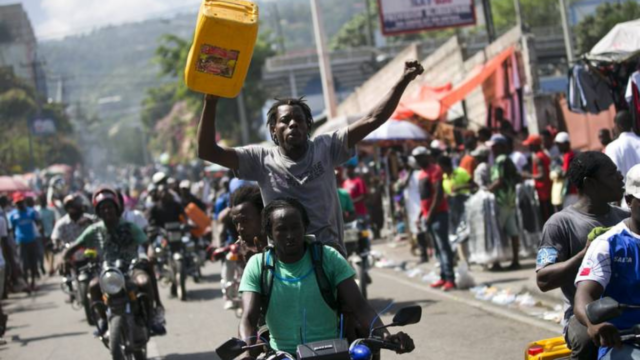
left=63, top=188, right=166, bottom=336
left=52, top=194, right=97, bottom=302
left=147, top=186, right=185, bottom=229
left=574, top=164, right=640, bottom=360
left=237, top=198, right=414, bottom=359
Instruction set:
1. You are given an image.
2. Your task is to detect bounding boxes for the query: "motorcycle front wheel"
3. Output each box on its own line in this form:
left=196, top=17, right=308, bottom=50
left=176, top=260, right=187, bottom=301
left=77, top=281, right=95, bottom=325
left=109, top=315, right=131, bottom=360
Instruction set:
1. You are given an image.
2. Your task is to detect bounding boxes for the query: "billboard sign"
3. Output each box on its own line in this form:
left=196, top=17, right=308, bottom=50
left=31, top=118, right=56, bottom=136
left=377, top=0, right=476, bottom=36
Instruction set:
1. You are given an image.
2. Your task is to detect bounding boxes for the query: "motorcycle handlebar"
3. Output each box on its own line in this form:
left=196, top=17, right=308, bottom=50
left=360, top=338, right=402, bottom=352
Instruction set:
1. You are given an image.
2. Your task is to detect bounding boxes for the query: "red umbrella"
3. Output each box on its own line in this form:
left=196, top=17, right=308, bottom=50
left=0, top=176, right=30, bottom=193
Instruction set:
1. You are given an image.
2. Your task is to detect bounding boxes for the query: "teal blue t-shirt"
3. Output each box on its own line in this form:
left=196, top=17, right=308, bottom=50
left=239, top=244, right=355, bottom=354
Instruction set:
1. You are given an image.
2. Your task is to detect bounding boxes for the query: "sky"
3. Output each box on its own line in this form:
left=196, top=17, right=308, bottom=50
left=0, top=0, right=203, bottom=40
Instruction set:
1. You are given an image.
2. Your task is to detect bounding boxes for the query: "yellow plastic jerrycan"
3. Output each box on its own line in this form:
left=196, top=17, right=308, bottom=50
left=184, top=0, right=259, bottom=98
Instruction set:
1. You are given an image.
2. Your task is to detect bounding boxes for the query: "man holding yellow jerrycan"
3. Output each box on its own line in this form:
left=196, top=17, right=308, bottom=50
left=186, top=1, right=424, bottom=251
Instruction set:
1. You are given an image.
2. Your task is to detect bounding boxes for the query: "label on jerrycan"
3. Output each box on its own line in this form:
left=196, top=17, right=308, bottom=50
left=196, top=44, right=240, bottom=78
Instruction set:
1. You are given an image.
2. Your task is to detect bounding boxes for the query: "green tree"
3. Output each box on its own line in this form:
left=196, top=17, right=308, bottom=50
left=0, top=67, right=80, bottom=173
left=491, top=0, right=562, bottom=32
left=575, top=1, right=640, bottom=54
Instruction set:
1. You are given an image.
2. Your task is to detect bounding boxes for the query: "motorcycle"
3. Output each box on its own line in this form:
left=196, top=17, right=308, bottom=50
left=344, top=218, right=372, bottom=299
left=94, top=258, right=151, bottom=360
left=150, top=222, right=203, bottom=301
left=212, top=242, right=244, bottom=317
left=61, top=246, right=100, bottom=326
left=584, top=297, right=640, bottom=359
left=523, top=297, right=640, bottom=360
left=215, top=305, right=421, bottom=360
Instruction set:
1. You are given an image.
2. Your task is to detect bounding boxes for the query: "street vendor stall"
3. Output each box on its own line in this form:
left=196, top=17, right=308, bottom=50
left=0, top=176, right=30, bottom=193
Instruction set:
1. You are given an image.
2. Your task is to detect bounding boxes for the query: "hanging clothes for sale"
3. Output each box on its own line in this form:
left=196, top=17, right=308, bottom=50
left=515, top=181, right=541, bottom=258
left=567, top=63, right=614, bottom=114
left=465, top=189, right=511, bottom=265
left=625, top=70, right=640, bottom=130
left=484, top=52, right=525, bottom=132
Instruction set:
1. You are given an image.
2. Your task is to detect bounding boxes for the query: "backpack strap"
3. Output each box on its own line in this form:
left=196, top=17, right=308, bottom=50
left=310, top=241, right=339, bottom=311
left=260, top=246, right=276, bottom=318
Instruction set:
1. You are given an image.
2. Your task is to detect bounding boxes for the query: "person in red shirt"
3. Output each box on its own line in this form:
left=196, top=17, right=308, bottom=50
left=342, top=163, right=368, bottom=218
left=458, top=136, right=479, bottom=176
left=523, top=134, right=554, bottom=222
left=556, top=132, right=579, bottom=208
left=412, top=146, right=455, bottom=291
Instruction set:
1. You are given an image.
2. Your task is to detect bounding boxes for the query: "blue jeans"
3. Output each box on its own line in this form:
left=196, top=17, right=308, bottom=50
left=427, top=212, right=455, bottom=282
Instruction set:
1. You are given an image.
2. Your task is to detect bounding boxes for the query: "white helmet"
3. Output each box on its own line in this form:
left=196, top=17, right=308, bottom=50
left=152, top=172, right=167, bottom=185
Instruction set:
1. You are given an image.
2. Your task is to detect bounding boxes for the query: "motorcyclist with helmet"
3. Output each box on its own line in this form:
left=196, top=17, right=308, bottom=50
left=179, top=180, right=207, bottom=212
left=238, top=198, right=414, bottom=359
left=147, top=184, right=185, bottom=229
left=51, top=194, right=97, bottom=302
left=62, top=188, right=166, bottom=336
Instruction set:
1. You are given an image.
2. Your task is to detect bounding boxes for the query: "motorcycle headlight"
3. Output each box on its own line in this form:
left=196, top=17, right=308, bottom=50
left=99, top=269, right=125, bottom=295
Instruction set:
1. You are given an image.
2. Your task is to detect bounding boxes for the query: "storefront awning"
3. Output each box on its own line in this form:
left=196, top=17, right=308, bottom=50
left=395, top=46, right=516, bottom=121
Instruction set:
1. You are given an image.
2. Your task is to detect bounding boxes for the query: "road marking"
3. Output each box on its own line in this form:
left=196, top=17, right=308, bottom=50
left=148, top=337, right=162, bottom=359
left=373, top=269, right=563, bottom=334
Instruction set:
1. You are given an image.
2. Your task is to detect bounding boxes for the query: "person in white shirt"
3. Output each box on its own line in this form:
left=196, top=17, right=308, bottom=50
left=605, top=110, right=640, bottom=209
left=605, top=110, right=640, bottom=178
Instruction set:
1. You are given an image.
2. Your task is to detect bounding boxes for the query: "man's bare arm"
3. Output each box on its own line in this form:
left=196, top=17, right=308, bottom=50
left=238, top=292, right=262, bottom=359
left=347, top=61, right=424, bottom=148
left=197, top=95, right=240, bottom=170
left=536, top=247, right=587, bottom=292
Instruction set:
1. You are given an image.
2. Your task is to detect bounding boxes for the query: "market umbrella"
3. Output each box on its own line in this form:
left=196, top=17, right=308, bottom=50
left=363, top=119, right=428, bottom=142
left=588, top=19, right=640, bottom=62
left=0, top=176, right=30, bottom=193
left=45, top=164, right=73, bottom=175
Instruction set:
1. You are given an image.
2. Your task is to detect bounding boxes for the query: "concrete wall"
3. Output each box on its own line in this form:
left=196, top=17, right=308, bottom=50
left=334, top=26, right=544, bottom=133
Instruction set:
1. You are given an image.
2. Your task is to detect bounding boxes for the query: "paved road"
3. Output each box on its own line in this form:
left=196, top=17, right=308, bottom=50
left=3, top=262, right=556, bottom=360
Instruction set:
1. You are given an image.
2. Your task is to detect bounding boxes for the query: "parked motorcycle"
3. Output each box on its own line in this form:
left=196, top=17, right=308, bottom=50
left=344, top=218, right=372, bottom=299
left=150, top=222, right=203, bottom=301
left=61, top=246, right=100, bottom=325
left=94, top=258, right=151, bottom=360
left=215, top=305, right=421, bottom=360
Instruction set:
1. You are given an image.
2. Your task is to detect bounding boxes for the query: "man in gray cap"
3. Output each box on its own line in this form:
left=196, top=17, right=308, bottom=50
left=487, top=134, right=521, bottom=270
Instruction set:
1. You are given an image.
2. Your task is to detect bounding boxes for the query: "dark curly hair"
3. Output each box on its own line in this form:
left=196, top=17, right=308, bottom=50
left=231, top=185, right=264, bottom=213
left=567, top=151, right=613, bottom=191
left=262, top=198, right=310, bottom=237
left=266, top=97, right=314, bottom=145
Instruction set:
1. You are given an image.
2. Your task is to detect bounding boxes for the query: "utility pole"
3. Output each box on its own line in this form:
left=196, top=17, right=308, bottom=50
left=363, top=0, right=375, bottom=47
left=559, top=0, right=575, bottom=63
left=481, top=0, right=497, bottom=43
left=310, top=0, right=338, bottom=119
left=513, top=0, right=523, bottom=31
left=272, top=3, right=286, bottom=54
left=237, top=91, right=250, bottom=145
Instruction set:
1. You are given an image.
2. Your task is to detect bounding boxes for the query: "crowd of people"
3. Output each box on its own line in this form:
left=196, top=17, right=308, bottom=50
left=4, top=59, right=640, bottom=359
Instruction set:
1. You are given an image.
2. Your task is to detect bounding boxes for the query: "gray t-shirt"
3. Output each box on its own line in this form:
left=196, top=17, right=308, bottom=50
left=235, top=128, right=354, bottom=248
left=537, top=205, right=629, bottom=323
